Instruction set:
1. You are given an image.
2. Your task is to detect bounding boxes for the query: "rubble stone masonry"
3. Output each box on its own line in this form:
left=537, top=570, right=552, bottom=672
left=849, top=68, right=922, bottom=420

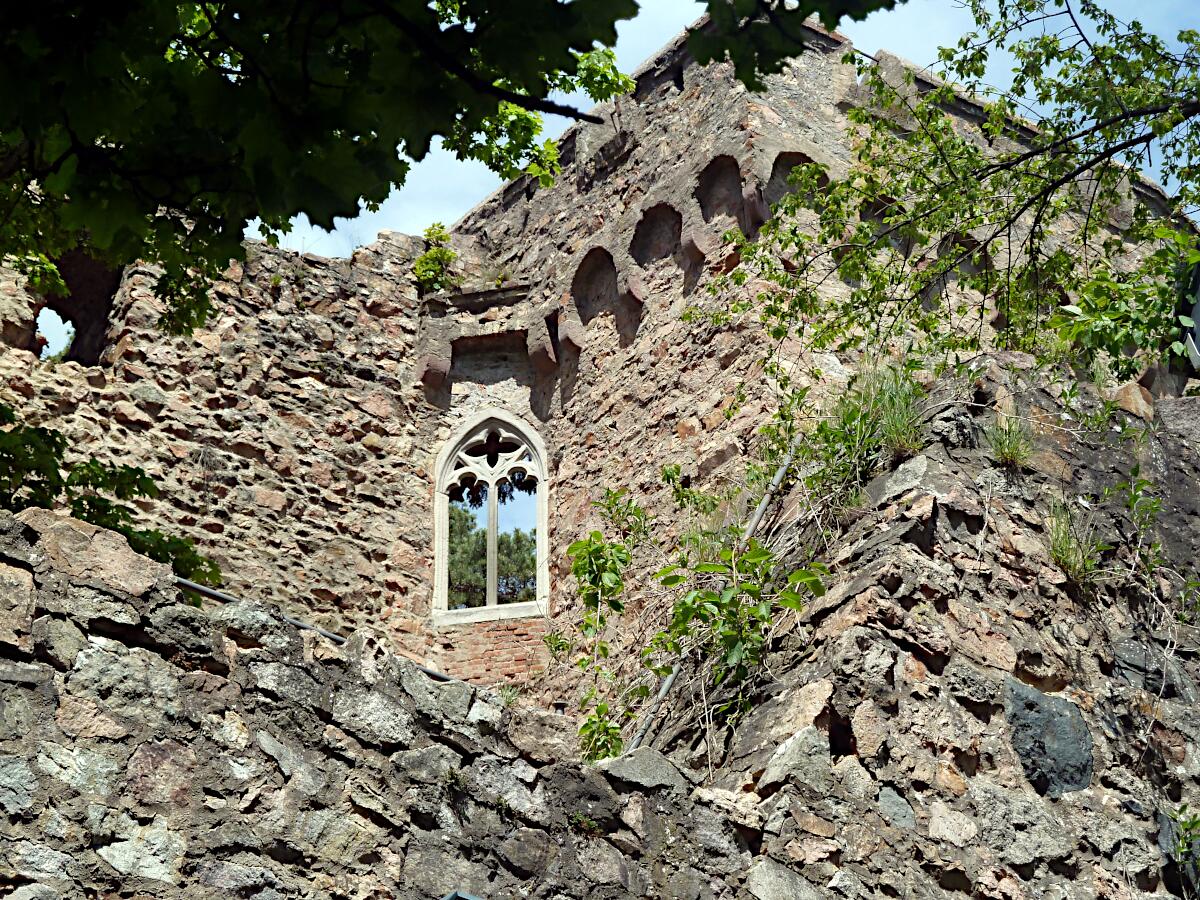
left=0, top=22, right=873, bottom=681
left=5, top=13, right=1200, bottom=900
left=4, top=363, right=1200, bottom=896
left=0, top=19, right=1166, bottom=685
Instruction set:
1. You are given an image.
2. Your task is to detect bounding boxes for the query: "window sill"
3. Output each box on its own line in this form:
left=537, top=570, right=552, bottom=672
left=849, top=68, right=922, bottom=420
left=431, top=600, right=545, bottom=628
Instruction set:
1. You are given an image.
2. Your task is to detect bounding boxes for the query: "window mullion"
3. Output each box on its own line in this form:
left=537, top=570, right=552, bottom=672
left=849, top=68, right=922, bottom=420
left=486, top=476, right=499, bottom=606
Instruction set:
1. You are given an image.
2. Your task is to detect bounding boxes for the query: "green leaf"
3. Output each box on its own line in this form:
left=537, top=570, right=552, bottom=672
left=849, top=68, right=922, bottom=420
left=778, top=591, right=806, bottom=612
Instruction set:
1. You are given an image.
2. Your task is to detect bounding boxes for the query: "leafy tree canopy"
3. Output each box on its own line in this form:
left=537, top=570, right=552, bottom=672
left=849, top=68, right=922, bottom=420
left=0, top=1, right=889, bottom=333
left=448, top=503, right=487, bottom=608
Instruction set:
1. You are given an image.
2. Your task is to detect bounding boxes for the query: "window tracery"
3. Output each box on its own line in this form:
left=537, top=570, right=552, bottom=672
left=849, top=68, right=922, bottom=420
left=433, top=411, right=548, bottom=624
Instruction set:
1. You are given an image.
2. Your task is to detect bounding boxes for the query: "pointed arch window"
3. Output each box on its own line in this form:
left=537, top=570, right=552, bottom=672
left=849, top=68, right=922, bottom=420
left=433, top=411, right=548, bottom=625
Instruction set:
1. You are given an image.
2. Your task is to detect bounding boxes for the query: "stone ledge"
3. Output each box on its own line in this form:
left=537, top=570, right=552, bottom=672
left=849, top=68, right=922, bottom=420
left=431, top=599, right=546, bottom=628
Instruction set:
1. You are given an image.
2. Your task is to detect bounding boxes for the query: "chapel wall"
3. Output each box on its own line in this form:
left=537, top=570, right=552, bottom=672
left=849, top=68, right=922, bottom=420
left=0, top=27, right=991, bottom=685
left=0, top=21, right=1168, bottom=686
left=0, top=237, right=448, bottom=671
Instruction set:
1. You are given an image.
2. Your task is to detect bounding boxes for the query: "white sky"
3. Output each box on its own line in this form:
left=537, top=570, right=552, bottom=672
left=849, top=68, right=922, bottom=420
left=38, top=0, right=1195, bottom=355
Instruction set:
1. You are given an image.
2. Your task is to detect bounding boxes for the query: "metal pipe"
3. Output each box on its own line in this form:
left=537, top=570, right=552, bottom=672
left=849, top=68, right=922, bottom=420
left=174, top=576, right=455, bottom=683
left=176, top=576, right=349, bottom=645
left=627, top=663, right=680, bottom=752
left=740, top=438, right=802, bottom=546
left=625, top=436, right=804, bottom=754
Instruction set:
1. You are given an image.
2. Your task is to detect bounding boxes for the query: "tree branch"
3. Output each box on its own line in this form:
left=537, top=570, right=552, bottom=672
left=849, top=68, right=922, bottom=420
left=0, top=141, right=30, bottom=182
left=976, top=100, right=1199, bottom=178
left=1064, top=0, right=1129, bottom=115
left=1004, top=130, right=1157, bottom=229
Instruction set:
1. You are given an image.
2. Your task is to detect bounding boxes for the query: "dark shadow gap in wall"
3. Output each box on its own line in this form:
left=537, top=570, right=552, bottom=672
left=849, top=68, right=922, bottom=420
left=765, top=151, right=828, bottom=212
left=570, top=247, right=641, bottom=346
left=572, top=247, right=619, bottom=326
left=42, top=250, right=122, bottom=366
left=450, top=331, right=534, bottom=389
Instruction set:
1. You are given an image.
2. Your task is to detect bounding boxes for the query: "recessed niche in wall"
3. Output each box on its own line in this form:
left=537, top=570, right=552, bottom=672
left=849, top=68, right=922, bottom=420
left=629, top=203, right=682, bottom=267
left=571, top=248, right=619, bottom=325
left=695, top=155, right=745, bottom=231
left=570, top=247, right=641, bottom=345
left=765, top=151, right=828, bottom=211
left=450, top=331, right=533, bottom=388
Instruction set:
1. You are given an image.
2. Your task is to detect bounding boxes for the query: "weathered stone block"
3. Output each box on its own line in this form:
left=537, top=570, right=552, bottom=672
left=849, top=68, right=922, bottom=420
left=16, top=507, right=167, bottom=598
left=508, top=708, right=579, bottom=764
left=928, top=800, right=978, bottom=848
left=331, top=684, right=415, bottom=746
left=249, top=661, right=322, bottom=705
left=526, top=322, right=558, bottom=374
left=31, top=615, right=86, bottom=668
left=415, top=350, right=451, bottom=387
left=499, top=828, right=556, bottom=876
left=1004, top=677, right=1093, bottom=799
left=599, top=747, right=688, bottom=793
left=0, top=755, right=37, bottom=814
left=877, top=785, right=915, bottom=829
left=0, top=561, right=34, bottom=649
left=35, top=741, right=121, bottom=798
left=758, top=725, right=832, bottom=796
left=746, top=858, right=822, bottom=900
left=126, top=740, right=198, bottom=807
left=55, top=694, right=128, bottom=740
left=392, top=743, right=462, bottom=783
left=13, top=840, right=73, bottom=882
left=95, top=819, right=185, bottom=884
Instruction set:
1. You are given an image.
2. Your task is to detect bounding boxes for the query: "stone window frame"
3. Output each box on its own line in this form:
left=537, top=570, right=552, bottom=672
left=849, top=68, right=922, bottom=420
left=432, top=408, right=549, bottom=627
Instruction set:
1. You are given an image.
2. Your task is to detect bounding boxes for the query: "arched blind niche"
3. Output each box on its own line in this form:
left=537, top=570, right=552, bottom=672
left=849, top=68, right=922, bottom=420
left=432, top=410, right=549, bottom=625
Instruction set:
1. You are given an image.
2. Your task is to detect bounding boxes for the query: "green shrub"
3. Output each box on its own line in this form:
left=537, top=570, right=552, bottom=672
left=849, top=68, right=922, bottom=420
left=578, top=699, right=623, bottom=761
left=0, top=402, right=219, bottom=585
left=498, top=684, right=521, bottom=708
left=412, top=222, right=460, bottom=294
left=653, top=541, right=826, bottom=691
left=569, top=811, right=603, bottom=836
left=1047, top=500, right=1107, bottom=586
left=564, top=493, right=645, bottom=762
left=1170, top=804, right=1200, bottom=867
left=1178, top=580, right=1200, bottom=624
left=870, top=368, right=926, bottom=462
left=985, top=415, right=1033, bottom=470
left=542, top=630, right=572, bottom=658
left=801, top=365, right=927, bottom=514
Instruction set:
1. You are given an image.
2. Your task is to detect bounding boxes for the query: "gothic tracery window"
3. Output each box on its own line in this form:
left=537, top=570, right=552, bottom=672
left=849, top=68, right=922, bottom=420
left=434, top=411, right=547, bottom=623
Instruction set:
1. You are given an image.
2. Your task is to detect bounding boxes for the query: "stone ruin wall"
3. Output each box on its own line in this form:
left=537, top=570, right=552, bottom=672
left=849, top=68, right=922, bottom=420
left=5, top=360, right=1200, bottom=897
left=0, top=23, right=863, bottom=686
left=0, top=21, right=1176, bottom=690
left=7, top=16, right=1200, bottom=900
